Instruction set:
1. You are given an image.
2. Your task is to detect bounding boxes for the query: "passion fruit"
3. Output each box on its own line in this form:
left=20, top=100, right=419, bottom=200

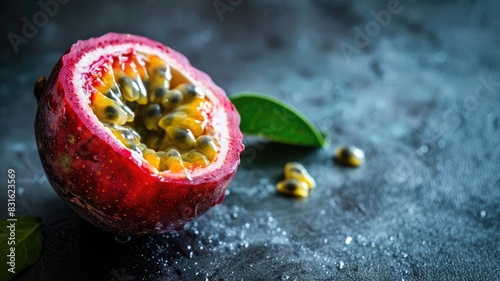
left=34, top=33, right=244, bottom=236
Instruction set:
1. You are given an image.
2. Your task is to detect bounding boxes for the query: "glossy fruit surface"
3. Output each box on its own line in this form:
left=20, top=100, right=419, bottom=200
left=34, top=33, right=244, bottom=235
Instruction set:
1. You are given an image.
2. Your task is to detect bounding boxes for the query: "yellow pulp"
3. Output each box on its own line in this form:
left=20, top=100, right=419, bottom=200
left=89, top=52, right=218, bottom=172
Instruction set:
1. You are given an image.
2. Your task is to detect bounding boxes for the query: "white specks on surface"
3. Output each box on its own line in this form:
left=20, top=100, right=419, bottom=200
left=345, top=236, right=352, bottom=245
left=480, top=210, right=486, bottom=218
left=438, top=139, right=447, bottom=148
left=338, top=261, right=345, bottom=270
left=416, top=145, right=429, bottom=156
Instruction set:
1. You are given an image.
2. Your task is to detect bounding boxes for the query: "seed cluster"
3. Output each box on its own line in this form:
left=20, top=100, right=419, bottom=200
left=276, top=162, right=316, bottom=198
left=89, top=52, right=218, bottom=173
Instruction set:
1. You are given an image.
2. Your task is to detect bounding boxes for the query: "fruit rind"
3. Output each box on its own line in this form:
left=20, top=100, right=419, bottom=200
left=35, top=33, right=244, bottom=235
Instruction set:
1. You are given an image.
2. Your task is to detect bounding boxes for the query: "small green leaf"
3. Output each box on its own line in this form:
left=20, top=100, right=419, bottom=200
left=0, top=217, right=43, bottom=280
left=230, top=92, right=328, bottom=147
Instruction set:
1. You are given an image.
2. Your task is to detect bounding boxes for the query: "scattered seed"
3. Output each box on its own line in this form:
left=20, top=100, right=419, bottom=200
left=284, top=162, right=316, bottom=189
left=335, top=146, right=365, bottom=167
left=276, top=179, right=309, bottom=198
left=277, top=162, right=315, bottom=198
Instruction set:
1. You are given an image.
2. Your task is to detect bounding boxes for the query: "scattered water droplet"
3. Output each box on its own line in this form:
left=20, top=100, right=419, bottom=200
left=338, top=261, right=345, bottom=270
left=416, top=145, right=429, bottom=156
left=438, top=139, right=446, bottom=148
left=480, top=210, right=486, bottom=218
left=345, top=236, right=352, bottom=245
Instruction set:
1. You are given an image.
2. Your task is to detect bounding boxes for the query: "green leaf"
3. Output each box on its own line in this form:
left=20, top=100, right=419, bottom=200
left=230, top=92, right=328, bottom=147
left=0, top=217, right=43, bottom=280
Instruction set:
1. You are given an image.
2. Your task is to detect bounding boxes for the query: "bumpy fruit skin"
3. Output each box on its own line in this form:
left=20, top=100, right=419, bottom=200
left=34, top=33, right=244, bottom=236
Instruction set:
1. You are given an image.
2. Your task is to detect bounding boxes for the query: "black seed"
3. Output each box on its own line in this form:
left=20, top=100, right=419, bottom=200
left=105, top=88, right=121, bottom=100
left=104, top=91, right=115, bottom=101
left=118, top=76, right=133, bottom=86
left=341, top=147, right=353, bottom=159
left=168, top=90, right=182, bottom=104
left=285, top=182, right=298, bottom=192
left=197, top=136, right=212, bottom=145
left=146, top=104, right=162, bottom=118
left=166, top=149, right=181, bottom=158
left=104, top=106, right=119, bottom=120
left=155, top=87, right=166, bottom=99
left=173, top=128, right=188, bottom=142
left=184, top=84, right=198, bottom=97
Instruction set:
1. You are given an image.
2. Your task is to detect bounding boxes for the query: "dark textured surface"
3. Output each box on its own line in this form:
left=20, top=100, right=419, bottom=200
left=1, top=0, right=500, bottom=280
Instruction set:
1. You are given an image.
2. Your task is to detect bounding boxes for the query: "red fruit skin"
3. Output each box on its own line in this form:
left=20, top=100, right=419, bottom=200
left=34, top=33, right=244, bottom=236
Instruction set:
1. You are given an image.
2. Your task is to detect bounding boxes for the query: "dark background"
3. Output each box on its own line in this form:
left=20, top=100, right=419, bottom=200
left=1, top=0, right=499, bottom=280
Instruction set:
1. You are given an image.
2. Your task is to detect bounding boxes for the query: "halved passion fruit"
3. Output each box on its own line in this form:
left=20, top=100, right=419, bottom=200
left=34, top=33, right=244, bottom=236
